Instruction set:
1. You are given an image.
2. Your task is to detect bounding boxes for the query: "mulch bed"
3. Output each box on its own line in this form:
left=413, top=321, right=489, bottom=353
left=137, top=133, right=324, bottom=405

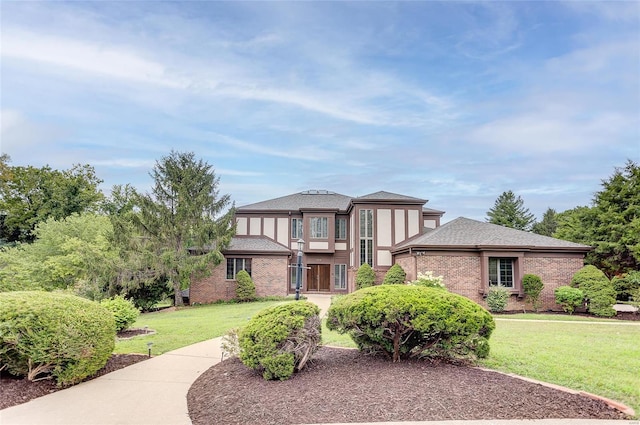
left=188, top=346, right=630, bottom=425
left=0, top=330, right=151, bottom=410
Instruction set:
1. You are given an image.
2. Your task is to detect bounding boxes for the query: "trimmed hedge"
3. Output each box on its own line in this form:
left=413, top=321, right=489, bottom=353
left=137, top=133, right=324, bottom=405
left=100, top=295, right=140, bottom=332
left=571, top=265, right=616, bottom=317
left=522, top=274, right=544, bottom=312
left=239, top=301, right=320, bottom=380
left=382, top=264, right=406, bottom=285
left=0, top=291, right=116, bottom=386
left=612, top=271, right=640, bottom=302
left=355, top=263, right=375, bottom=290
left=554, top=286, right=584, bottom=314
left=327, top=285, right=495, bottom=362
left=235, top=270, right=256, bottom=302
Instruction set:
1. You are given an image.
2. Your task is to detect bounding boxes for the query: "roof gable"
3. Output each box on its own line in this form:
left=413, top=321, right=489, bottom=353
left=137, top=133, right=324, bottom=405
left=238, top=190, right=353, bottom=212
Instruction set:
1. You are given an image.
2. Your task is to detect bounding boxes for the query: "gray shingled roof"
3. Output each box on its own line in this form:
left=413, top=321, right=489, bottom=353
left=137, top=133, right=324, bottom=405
left=238, top=190, right=353, bottom=212
left=356, top=191, right=426, bottom=203
left=395, top=217, right=591, bottom=251
left=224, top=236, right=291, bottom=254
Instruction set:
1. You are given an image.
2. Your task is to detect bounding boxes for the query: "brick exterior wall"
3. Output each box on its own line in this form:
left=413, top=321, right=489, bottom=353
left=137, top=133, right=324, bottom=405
left=412, top=253, right=585, bottom=312
left=190, top=256, right=289, bottom=304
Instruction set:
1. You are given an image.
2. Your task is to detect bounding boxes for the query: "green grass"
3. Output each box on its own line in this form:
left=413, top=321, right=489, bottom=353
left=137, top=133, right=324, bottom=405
left=116, top=303, right=639, bottom=417
left=115, top=300, right=287, bottom=355
left=493, top=313, right=622, bottom=322
left=479, top=320, right=640, bottom=417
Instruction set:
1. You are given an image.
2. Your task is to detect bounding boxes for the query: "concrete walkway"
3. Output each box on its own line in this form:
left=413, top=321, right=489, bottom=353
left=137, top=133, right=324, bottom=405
left=0, top=338, right=224, bottom=425
left=1, top=295, right=636, bottom=425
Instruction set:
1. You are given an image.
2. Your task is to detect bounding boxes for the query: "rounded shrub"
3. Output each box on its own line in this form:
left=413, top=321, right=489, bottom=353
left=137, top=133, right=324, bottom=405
left=327, top=285, right=495, bottom=363
left=0, top=291, right=116, bottom=386
left=382, top=264, right=406, bottom=285
left=355, top=263, right=376, bottom=290
left=485, top=287, right=510, bottom=313
left=100, top=295, right=140, bottom=332
left=522, top=274, right=544, bottom=312
left=554, top=286, right=584, bottom=314
left=571, top=265, right=616, bottom=317
left=239, top=301, right=321, bottom=380
left=612, top=271, right=640, bottom=302
left=235, top=270, right=256, bottom=302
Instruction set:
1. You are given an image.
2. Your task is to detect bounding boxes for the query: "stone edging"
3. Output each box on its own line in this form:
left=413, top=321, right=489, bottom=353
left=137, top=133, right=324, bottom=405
left=476, top=366, right=636, bottom=417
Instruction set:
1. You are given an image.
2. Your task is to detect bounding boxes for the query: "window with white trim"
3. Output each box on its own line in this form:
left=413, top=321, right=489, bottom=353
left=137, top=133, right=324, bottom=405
left=489, top=258, right=514, bottom=288
left=310, top=217, right=328, bottom=239
left=359, top=209, right=373, bottom=266
left=334, top=264, right=347, bottom=290
left=226, top=258, right=251, bottom=279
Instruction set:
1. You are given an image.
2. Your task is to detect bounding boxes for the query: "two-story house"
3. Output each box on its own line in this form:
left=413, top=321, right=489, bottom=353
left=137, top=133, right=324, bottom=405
left=190, top=190, right=591, bottom=311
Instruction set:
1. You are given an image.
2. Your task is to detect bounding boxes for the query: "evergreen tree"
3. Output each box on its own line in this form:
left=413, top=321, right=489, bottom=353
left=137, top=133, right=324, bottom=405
left=532, top=208, right=558, bottom=237
left=486, top=190, right=535, bottom=231
left=133, top=151, right=236, bottom=306
left=556, top=160, right=639, bottom=276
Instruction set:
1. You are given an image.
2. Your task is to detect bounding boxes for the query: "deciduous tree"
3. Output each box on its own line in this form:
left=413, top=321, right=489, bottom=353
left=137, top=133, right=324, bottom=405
left=0, top=157, right=103, bottom=243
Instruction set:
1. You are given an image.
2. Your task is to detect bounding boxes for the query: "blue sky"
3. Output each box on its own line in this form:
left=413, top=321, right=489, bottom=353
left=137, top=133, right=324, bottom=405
left=1, top=1, right=638, bottom=222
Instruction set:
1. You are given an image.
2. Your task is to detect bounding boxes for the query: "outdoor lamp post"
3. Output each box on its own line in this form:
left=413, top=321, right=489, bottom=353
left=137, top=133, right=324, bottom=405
left=295, top=238, right=304, bottom=300
left=147, top=342, right=153, bottom=358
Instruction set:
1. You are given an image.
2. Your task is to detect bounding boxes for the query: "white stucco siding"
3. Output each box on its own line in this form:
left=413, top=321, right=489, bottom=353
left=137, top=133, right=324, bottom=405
left=408, top=210, right=420, bottom=237
left=424, top=219, right=436, bottom=229
left=249, top=217, right=261, bottom=236
left=335, top=242, right=347, bottom=250
left=309, top=241, right=329, bottom=250
left=377, top=209, right=392, bottom=247
left=236, top=217, right=248, bottom=235
left=394, top=210, right=405, bottom=244
left=377, top=250, right=393, bottom=266
left=264, top=218, right=275, bottom=239
left=277, top=218, right=288, bottom=246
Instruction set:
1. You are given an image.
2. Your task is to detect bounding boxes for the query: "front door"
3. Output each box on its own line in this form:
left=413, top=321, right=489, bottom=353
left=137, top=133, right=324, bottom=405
left=307, top=264, right=331, bottom=292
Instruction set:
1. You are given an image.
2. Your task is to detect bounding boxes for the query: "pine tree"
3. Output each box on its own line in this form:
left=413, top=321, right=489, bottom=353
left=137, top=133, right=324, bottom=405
left=486, top=190, right=535, bottom=231
left=133, top=151, right=236, bottom=306
left=532, top=208, right=558, bottom=237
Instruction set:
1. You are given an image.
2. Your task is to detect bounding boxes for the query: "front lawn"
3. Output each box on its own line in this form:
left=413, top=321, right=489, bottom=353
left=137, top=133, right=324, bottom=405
left=116, top=302, right=639, bottom=418
left=114, top=300, right=287, bottom=355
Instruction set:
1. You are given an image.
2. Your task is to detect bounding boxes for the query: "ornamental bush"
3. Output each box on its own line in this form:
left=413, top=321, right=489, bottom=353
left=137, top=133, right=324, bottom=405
left=409, top=271, right=446, bottom=289
left=382, top=264, right=406, bottom=285
left=100, top=295, right=140, bottom=332
left=235, top=270, right=256, bottom=302
left=612, top=271, right=640, bottom=302
left=486, top=287, right=510, bottom=313
left=355, top=263, right=376, bottom=290
left=239, top=301, right=321, bottom=380
left=571, top=265, right=616, bottom=317
left=327, top=285, right=495, bottom=363
left=522, top=274, right=544, bottom=312
left=554, top=286, right=584, bottom=314
left=0, top=291, right=116, bottom=386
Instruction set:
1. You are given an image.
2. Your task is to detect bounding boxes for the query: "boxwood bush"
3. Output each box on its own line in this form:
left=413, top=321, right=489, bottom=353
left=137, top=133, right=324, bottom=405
left=382, top=264, right=406, bottom=285
left=355, top=263, right=376, bottom=290
left=0, top=291, right=116, bottom=386
left=522, top=274, right=544, bottom=312
left=485, top=287, right=510, bottom=313
left=554, top=286, right=584, bottom=314
left=326, top=285, right=495, bottom=363
left=239, top=301, right=320, bottom=380
left=571, top=265, right=616, bottom=317
left=235, top=270, right=256, bottom=302
left=100, top=295, right=140, bottom=332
